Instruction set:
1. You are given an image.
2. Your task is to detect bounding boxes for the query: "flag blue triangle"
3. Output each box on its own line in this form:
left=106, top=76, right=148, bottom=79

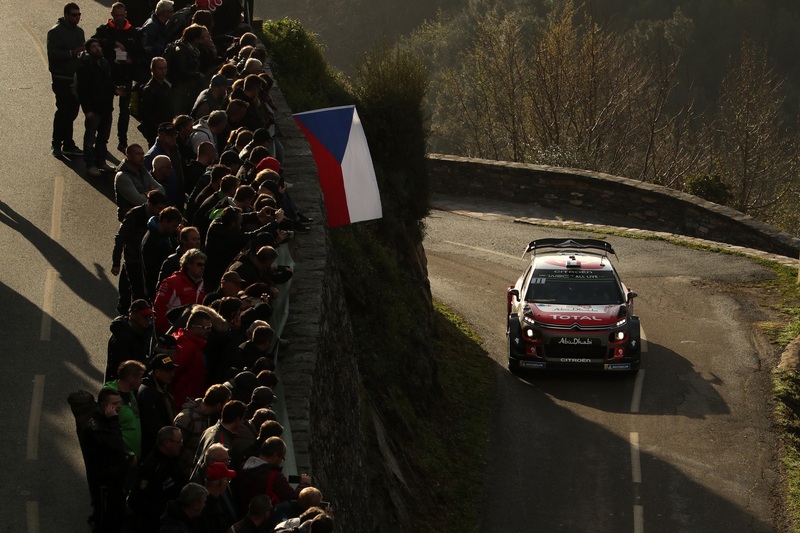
left=293, top=106, right=355, bottom=163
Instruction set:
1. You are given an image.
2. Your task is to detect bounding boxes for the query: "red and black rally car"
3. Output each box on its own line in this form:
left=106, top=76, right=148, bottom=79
left=507, top=238, right=641, bottom=373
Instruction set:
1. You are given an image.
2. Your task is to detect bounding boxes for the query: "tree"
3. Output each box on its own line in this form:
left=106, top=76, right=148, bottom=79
left=712, top=39, right=798, bottom=216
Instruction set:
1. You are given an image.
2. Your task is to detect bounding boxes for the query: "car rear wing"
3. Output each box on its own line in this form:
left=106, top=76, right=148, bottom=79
left=523, top=238, right=616, bottom=259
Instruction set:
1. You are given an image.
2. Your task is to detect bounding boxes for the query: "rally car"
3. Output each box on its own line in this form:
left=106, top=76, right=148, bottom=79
left=507, top=238, right=641, bottom=373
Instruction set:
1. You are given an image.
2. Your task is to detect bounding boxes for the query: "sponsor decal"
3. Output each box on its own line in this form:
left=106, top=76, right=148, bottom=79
left=557, top=338, right=593, bottom=345
left=520, top=361, right=546, bottom=369
left=553, top=314, right=604, bottom=321
left=559, top=358, right=592, bottom=363
left=536, top=304, right=607, bottom=314
left=605, top=363, right=631, bottom=370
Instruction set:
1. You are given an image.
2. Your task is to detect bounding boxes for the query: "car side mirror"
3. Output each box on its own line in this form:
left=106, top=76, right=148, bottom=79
left=627, top=290, right=638, bottom=301
left=509, top=289, right=519, bottom=300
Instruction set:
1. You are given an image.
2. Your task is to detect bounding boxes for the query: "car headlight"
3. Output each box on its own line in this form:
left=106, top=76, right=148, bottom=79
left=613, top=318, right=628, bottom=328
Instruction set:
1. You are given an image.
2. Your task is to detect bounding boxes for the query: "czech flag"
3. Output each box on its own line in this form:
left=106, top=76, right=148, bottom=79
left=293, top=105, right=382, bottom=228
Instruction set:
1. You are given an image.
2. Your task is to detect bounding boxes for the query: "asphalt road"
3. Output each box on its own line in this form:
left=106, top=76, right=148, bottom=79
left=425, top=207, right=781, bottom=532
left=0, top=1, right=146, bottom=531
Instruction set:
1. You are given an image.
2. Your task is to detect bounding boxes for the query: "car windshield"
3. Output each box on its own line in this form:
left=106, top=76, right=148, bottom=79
left=525, top=274, right=624, bottom=305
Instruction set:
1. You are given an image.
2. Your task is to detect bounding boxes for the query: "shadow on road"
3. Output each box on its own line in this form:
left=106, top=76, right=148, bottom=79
left=0, top=199, right=117, bottom=318
left=0, top=281, right=100, bottom=532
left=481, top=362, right=771, bottom=532
left=511, top=340, right=729, bottom=418
left=55, top=154, right=117, bottom=205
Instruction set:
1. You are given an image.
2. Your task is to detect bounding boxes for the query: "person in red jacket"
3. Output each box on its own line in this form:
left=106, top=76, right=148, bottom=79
left=154, top=248, right=207, bottom=334
left=172, top=309, right=213, bottom=411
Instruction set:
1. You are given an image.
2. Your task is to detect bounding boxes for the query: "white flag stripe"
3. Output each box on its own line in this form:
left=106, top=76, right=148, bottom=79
left=341, top=109, right=382, bottom=223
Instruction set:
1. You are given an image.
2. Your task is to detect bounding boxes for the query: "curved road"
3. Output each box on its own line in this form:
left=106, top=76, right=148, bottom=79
left=425, top=206, right=781, bottom=532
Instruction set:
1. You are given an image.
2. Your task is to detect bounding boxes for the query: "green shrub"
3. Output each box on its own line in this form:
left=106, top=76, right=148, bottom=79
left=683, top=173, right=733, bottom=205
left=259, top=18, right=353, bottom=111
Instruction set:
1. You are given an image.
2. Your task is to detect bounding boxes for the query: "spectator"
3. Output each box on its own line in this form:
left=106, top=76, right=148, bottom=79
left=192, top=442, right=232, bottom=484
left=243, top=386, right=273, bottom=424
left=187, top=164, right=230, bottom=222
left=165, top=23, right=207, bottom=114
left=154, top=248, right=207, bottom=335
left=105, top=299, right=154, bottom=381
left=158, top=225, right=202, bottom=287
left=140, top=57, right=175, bottom=145
left=236, top=145, right=269, bottom=184
left=185, top=141, right=216, bottom=196
left=146, top=125, right=186, bottom=208
left=47, top=2, right=85, bottom=158
left=204, top=202, right=275, bottom=290
left=230, top=325, right=275, bottom=375
left=112, top=190, right=168, bottom=314
left=142, top=205, right=183, bottom=299
left=191, top=400, right=246, bottom=480
left=171, top=309, right=213, bottom=409
left=199, top=461, right=238, bottom=532
left=160, top=482, right=209, bottom=532
left=137, top=354, right=178, bottom=456
left=272, top=487, right=324, bottom=526
left=103, top=359, right=146, bottom=459
left=191, top=74, right=231, bottom=119
left=227, top=494, right=272, bottom=533
left=203, top=270, right=243, bottom=306
left=82, top=388, right=132, bottom=533
left=93, top=2, right=144, bottom=152
left=141, top=0, right=175, bottom=62
left=114, top=144, right=166, bottom=221
left=193, top=175, right=239, bottom=240
left=128, top=425, right=186, bottom=531
left=191, top=109, right=228, bottom=157
left=174, top=383, right=231, bottom=476
left=174, top=113, right=196, bottom=163
left=75, top=38, right=121, bottom=176
left=235, top=437, right=311, bottom=509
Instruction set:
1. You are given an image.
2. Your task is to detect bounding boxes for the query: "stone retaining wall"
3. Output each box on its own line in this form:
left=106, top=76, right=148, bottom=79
left=427, top=153, right=800, bottom=258
left=269, top=85, right=371, bottom=530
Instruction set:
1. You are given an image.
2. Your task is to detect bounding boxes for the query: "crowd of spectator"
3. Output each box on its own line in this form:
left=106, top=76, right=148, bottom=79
left=49, top=1, right=332, bottom=531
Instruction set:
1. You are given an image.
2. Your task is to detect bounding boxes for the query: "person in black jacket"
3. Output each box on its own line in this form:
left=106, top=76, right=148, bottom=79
left=47, top=2, right=85, bottom=158
left=93, top=2, right=145, bottom=151
left=160, top=482, right=208, bottom=532
left=82, top=388, right=133, bottom=533
left=140, top=56, right=175, bottom=145
left=112, top=190, right=168, bottom=313
left=76, top=38, right=123, bottom=176
left=105, top=299, right=154, bottom=381
left=142, top=206, right=183, bottom=299
left=129, top=425, right=186, bottom=530
left=137, top=355, right=178, bottom=456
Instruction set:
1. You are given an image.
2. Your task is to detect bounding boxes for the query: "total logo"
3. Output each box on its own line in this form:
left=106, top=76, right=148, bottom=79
left=553, top=315, right=604, bottom=321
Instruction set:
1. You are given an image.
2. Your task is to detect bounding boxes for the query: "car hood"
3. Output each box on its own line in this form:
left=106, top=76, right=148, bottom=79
left=525, top=302, right=622, bottom=328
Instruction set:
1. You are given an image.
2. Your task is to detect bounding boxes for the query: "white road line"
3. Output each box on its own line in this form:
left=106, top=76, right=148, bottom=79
left=27, top=375, right=45, bottom=460
left=630, top=369, right=645, bottom=414
left=50, top=176, right=64, bottom=240
left=40, top=176, right=64, bottom=341
left=443, top=240, right=524, bottom=262
left=633, top=504, right=644, bottom=533
left=26, top=501, right=39, bottom=533
left=630, top=431, right=642, bottom=483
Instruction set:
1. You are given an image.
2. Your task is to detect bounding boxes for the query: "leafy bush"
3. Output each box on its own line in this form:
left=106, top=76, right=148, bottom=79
left=684, top=174, right=732, bottom=205
left=259, top=18, right=353, bottom=111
